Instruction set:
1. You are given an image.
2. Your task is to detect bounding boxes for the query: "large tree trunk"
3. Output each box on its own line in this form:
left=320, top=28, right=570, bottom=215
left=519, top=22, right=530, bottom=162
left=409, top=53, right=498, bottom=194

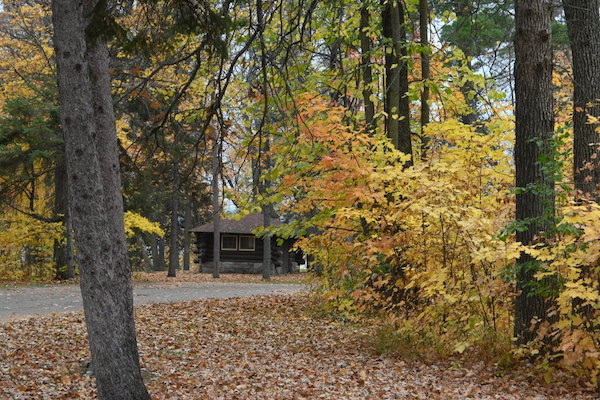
left=51, top=0, right=150, bottom=397
left=513, top=0, right=555, bottom=346
left=563, top=0, right=600, bottom=200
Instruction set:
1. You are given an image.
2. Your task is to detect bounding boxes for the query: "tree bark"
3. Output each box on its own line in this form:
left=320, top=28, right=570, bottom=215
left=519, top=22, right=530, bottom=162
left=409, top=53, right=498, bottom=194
left=419, top=0, right=430, bottom=159
left=257, top=0, right=272, bottom=280
left=382, top=0, right=412, bottom=160
left=211, top=132, right=221, bottom=279
left=154, top=213, right=166, bottom=271
left=261, top=142, right=272, bottom=281
left=168, top=155, right=180, bottom=277
left=396, top=2, right=412, bottom=163
left=53, top=156, right=73, bottom=279
left=51, top=0, right=150, bottom=397
left=65, top=208, right=75, bottom=278
left=513, top=0, right=555, bottom=345
left=137, top=234, right=152, bottom=272
left=157, top=234, right=166, bottom=271
left=562, top=0, right=600, bottom=200
left=149, top=233, right=159, bottom=270
left=383, top=2, right=399, bottom=149
left=183, top=201, right=192, bottom=271
left=360, top=3, right=375, bottom=130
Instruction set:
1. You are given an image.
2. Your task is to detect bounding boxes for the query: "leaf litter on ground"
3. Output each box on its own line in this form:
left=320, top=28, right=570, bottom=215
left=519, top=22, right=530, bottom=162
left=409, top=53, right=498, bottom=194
left=0, top=293, right=594, bottom=399
left=132, top=271, right=311, bottom=285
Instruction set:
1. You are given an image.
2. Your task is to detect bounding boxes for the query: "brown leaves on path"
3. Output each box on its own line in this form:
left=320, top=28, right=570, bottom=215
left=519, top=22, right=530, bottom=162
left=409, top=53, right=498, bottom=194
left=0, top=294, right=593, bottom=399
left=132, top=271, right=311, bottom=284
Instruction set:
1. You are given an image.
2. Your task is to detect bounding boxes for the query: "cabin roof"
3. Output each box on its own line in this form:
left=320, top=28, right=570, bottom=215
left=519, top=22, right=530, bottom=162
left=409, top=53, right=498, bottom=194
left=190, top=212, right=281, bottom=234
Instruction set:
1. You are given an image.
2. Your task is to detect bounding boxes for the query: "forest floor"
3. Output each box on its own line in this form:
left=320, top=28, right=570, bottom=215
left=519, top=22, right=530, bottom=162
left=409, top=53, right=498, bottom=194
left=132, top=270, right=311, bottom=284
left=0, top=293, right=594, bottom=400
left=0, top=270, right=311, bottom=289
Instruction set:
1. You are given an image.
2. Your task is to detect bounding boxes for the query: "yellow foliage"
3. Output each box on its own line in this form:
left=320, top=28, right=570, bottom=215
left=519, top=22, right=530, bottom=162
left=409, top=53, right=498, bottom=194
left=124, top=211, right=164, bottom=237
left=265, top=94, right=600, bottom=385
left=267, top=95, right=516, bottom=345
left=0, top=211, right=62, bottom=281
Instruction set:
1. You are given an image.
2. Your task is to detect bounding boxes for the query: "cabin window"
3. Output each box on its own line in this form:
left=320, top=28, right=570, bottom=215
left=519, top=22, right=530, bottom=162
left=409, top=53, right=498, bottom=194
left=221, top=234, right=238, bottom=251
left=239, top=235, right=255, bottom=251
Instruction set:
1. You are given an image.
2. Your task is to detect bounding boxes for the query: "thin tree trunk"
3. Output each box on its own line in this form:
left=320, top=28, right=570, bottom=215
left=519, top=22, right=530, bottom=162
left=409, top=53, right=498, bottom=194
left=150, top=234, right=160, bottom=270
left=183, top=201, right=192, bottom=271
left=261, top=141, right=272, bottom=281
left=65, top=209, right=75, bottom=278
left=383, top=0, right=412, bottom=159
left=360, top=3, right=375, bottom=129
left=157, top=234, right=166, bottom=271
left=513, top=0, right=555, bottom=346
left=257, top=0, right=271, bottom=280
left=53, top=156, right=72, bottom=279
left=396, top=2, right=412, bottom=164
left=51, top=0, right=150, bottom=397
left=168, top=156, right=180, bottom=277
left=212, top=132, right=221, bottom=279
left=383, top=2, right=399, bottom=149
left=155, top=213, right=166, bottom=272
left=419, top=0, right=430, bottom=159
left=563, top=0, right=600, bottom=200
left=137, top=234, right=152, bottom=272
left=263, top=209, right=272, bottom=280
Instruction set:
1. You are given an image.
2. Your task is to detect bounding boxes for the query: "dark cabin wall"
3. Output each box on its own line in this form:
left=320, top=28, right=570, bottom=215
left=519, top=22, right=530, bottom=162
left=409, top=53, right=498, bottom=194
left=195, top=232, right=265, bottom=263
left=194, top=233, right=302, bottom=273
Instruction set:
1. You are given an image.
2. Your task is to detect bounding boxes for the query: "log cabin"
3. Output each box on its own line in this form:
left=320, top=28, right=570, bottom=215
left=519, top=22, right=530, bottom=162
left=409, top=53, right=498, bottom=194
left=190, top=213, right=302, bottom=274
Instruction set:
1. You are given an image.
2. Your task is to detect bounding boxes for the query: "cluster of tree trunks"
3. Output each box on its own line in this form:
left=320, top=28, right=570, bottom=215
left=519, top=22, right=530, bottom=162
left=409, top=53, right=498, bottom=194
left=514, top=0, right=600, bottom=351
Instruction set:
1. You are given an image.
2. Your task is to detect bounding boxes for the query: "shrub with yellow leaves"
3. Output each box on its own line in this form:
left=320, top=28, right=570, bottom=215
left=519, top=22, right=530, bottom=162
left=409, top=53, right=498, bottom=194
left=261, top=94, right=599, bottom=387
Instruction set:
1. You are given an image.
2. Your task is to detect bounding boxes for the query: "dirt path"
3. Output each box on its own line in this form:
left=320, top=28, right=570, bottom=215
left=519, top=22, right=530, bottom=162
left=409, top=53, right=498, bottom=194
left=0, top=282, right=307, bottom=322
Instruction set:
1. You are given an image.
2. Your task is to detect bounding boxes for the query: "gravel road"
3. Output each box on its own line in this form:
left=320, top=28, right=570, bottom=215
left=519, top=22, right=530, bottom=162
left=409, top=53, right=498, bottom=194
left=0, top=282, right=307, bottom=322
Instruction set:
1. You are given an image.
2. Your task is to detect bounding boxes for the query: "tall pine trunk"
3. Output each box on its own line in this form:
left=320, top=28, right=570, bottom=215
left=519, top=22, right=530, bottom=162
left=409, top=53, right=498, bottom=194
left=51, top=0, right=150, bottom=397
left=513, top=0, right=555, bottom=345
left=563, top=0, right=600, bottom=200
